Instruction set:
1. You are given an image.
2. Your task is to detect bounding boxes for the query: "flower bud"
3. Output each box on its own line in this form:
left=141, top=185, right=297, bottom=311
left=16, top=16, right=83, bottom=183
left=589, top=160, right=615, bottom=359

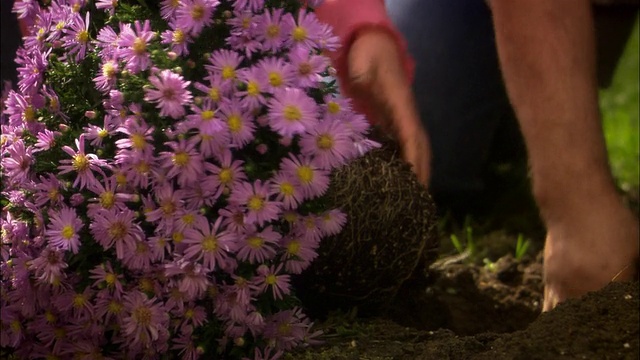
left=85, top=110, right=97, bottom=119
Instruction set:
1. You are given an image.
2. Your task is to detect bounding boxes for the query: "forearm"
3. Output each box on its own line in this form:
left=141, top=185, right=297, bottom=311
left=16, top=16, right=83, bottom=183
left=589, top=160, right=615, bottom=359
left=489, top=0, right=615, bottom=208
left=315, top=0, right=414, bottom=85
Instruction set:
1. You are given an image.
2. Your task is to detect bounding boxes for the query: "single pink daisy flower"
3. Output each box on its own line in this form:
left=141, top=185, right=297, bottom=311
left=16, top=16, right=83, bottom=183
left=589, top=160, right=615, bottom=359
left=236, top=65, right=268, bottom=111
left=236, top=225, right=281, bottom=264
left=183, top=217, right=236, bottom=271
left=28, top=247, right=68, bottom=285
left=318, top=208, right=347, bottom=236
left=165, top=259, right=210, bottom=301
left=122, top=291, right=169, bottom=348
left=269, top=171, right=303, bottom=210
left=229, top=180, right=282, bottom=227
left=279, top=155, right=330, bottom=199
left=287, top=45, right=327, bottom=88
left=61, top=11, right=92, bottom=61
left=298, top=119, right=354, bottom=169
left=281, top=233, right=319, bottom=274
left=257, top=57, right=296, bottom=93
left=161, top=21, right=193, bottom=56
left=117, top=20, right=155, bottom=73
left=217, top=98, right=256, bottom=147
left=283, top=9, right=323, bottom=50
left=58, top=134, right=109, bottom=190
left=253, top=264, right=291, bottom=300
left=45, top=206, right=83, bottom=254
left=143, top=69, right=193, bottom=119
left=159, top=137, right=204, bottom=187
left=89, top=207, right=144, bottom=260
left=267, top=88, right=319, bottom=137
left=254, top=8, right=292, bottom=53
left=175, top=0, right=219, bottom=36
left=207, top=49, right=243, bottom=85
left=89, top=262, right=124, bottom=295
left=93, top=58, right=119, bottom=93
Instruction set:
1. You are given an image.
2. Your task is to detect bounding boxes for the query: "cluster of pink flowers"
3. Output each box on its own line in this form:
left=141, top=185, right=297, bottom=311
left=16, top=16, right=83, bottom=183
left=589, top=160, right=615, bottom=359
left=0, top=0, right=377, bottom=359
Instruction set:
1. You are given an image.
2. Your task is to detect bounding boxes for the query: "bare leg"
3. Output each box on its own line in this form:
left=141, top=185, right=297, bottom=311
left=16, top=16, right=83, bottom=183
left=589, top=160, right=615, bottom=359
left=489, top=0, right=639, bottom=311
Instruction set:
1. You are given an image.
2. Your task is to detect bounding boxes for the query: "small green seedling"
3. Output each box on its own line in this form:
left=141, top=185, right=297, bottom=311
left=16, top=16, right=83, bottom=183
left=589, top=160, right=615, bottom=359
left=514, top=234, right=531, bottom=261
left=450, top=226, right=476, bottom=256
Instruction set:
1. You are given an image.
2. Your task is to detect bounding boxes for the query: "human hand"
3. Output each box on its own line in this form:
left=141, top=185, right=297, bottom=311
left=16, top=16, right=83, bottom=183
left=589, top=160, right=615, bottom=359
left=345, top=28, right=431, bottom=186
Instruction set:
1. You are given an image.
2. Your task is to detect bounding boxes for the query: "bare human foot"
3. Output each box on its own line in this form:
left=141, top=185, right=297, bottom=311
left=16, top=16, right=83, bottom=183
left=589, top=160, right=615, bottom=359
left=542, top=195, right=639, bottom=311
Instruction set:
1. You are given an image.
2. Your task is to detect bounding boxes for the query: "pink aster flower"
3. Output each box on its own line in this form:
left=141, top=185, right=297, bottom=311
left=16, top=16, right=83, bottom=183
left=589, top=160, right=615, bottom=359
left=89, top=208, right=144, bottom=260
left=206, top=49, right=243, bottom=86
left=229, top=180, right=282, bottom=226
left=32, top=173, right=65, bottom=207
left=15, top=47, right=49, bottom=96
left=183, top=217, right=236, bottom=271
left=144, top=69, right=193, bottom=119
left=299, top=119, right=354, bottom=169
left=95, top=0, right=118, bottom=15
left=318, top=208, right=347, bottom=236
left=288, top=45, right=327, bottom=88
left=269, top=171, right=303, bottom=210
left=217, top=98, right=256, bottom=147
left=61, top=11, right=92, bottom=61
left=253, top=264, right=291, bottom=300
left=160, top=0, right=181, bottom=20
left=58, top=134, right=108, bottom=190
left=165, top=259, right=210, bottom=301
left=236, top=225, right=281, bottom=264
left=1, top=140, right=33, bottom=184
left=279, top=154, right=330, bottom=199
left=89, top=262, right=124, bottom=295
left=267, top=88, right=319, bottom=137
left=117, top=20, right=155, bottom=73
left=93, top=59, right=119, bottom=93
left=236, top=65, right=268, bottom=110
left=122, top=240, right=155, bottom=270
left=145, top=186, right=186, bottom=235
left=175, top=0, right=219, bottom=36
left=115, top=116, right=155, bottom=154
left=161, top=20, right=193, bottom=56
left=254, top=9, right=292, bottom=53
left=158, top=137, right=204, bottom=187
left=122, top=291, right=169, bottom=348
left=45, top=206, right=83, bottom=254
left=28, top=247, right=68, bottom=285
left=283, top=9, right=323, bottom=50
left=281, top=232, right=319, bottom=274
left=257, top=57, right=296, bottom=93
left=194, top=74, right=228, bottom=108
left=95, top=25, right=120, bottom=59
left=33, top=129, right=62, bottom=152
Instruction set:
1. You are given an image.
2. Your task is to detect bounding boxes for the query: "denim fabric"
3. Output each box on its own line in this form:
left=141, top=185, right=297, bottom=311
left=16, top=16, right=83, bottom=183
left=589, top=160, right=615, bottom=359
left=384, top=0, right=518, bottom=197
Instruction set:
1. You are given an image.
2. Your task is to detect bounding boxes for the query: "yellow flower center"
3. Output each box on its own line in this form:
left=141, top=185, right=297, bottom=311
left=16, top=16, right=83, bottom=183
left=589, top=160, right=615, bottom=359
left=247, top=195, right=264, bottom=211
left=268, top=72, right=283, bottom=87
left=209, top=87, right=220, bottom=101
left=98, top=128, right=109, bottom=138
left=296, top=166, right=314, bottom=184
left=72, top=294, right=86, bottom=308
left=219, top=168, right=232, bottom=184
left=173, top=29, right=185, bottom=44
left=172, top=151, right=190, bottom=166
left=136, top=241, right=149, bottom=254
left=10, top=320, right=21, bottom=333
left=298, top=62, right=312, bottom=75
left=61, top=225, right=75, bottom=240
left=138, top=278, right=154, bottom=292
left=103, top=62, right=116, bottom=78
left=134, top=161, right=149, bottom=174
left=24, top=106, right=35, bottom=122
left=191, top=5, right=205, bottom=20
left=247, top=81, right=260, bottom=96
left=202, top=235, right=218, bottom=252
left=105, top=273, right=117, bottom=285
left=73, top=154, right=89, bottom=171
left=316, top=134, right=333, bottom=150
left=132, top=38, right=146, bottom=55
left=201, top=110, right=215, bottom=121
left=266, top=24, right=280, bottom=38
left=265, top=274, right=277, bottom=285
left=45, top=311, right=57, bottom=323
left=76, top=30, right=89, bottom=43
left=327, top=101, right=340, bottom=114
left=48, top=189, right=59, bottom=201
left=172, top=231, right=184, bottom=243
left=287, top=240, right=301, bottom=255
left=108, top=300, right=123, bottom=314
left=182, top=213, right=195, bottom=225
left=131, top=133, right=147, bottom=150
left=227, top=115, right=242, bottom=133
left=185, top=308, right=194, bottom=318
left=247, top=236, right=264, bottom=248
left=222, top=66, right=235, bottom=80
left=133, top=307, right=152, bottom=326
left=283, top=105, right=302, bottom=122
left=280, top=182, right=295, bottom=196
left=108, top=222, right=127, bottom=240
left=100, top=191, right=115, bottom=209
left=292, top=27, right=307, bottom=42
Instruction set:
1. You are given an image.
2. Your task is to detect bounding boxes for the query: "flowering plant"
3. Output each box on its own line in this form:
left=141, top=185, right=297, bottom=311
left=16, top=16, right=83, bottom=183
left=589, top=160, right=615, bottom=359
left=0, top=0, right=377, bottom=358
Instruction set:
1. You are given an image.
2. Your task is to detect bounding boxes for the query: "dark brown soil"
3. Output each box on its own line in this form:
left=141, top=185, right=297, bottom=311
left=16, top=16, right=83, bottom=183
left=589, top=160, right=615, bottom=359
left=288, top=252, right=640, bottom=359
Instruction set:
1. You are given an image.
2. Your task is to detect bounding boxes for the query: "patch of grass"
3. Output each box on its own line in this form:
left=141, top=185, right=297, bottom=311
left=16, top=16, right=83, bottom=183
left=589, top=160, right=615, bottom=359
left=600, top=18, right=640, bottom=191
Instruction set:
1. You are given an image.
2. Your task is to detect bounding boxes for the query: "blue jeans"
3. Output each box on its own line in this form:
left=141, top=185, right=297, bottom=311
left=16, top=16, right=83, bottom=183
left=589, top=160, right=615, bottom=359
left=385, top=0, right=521, bottom=201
